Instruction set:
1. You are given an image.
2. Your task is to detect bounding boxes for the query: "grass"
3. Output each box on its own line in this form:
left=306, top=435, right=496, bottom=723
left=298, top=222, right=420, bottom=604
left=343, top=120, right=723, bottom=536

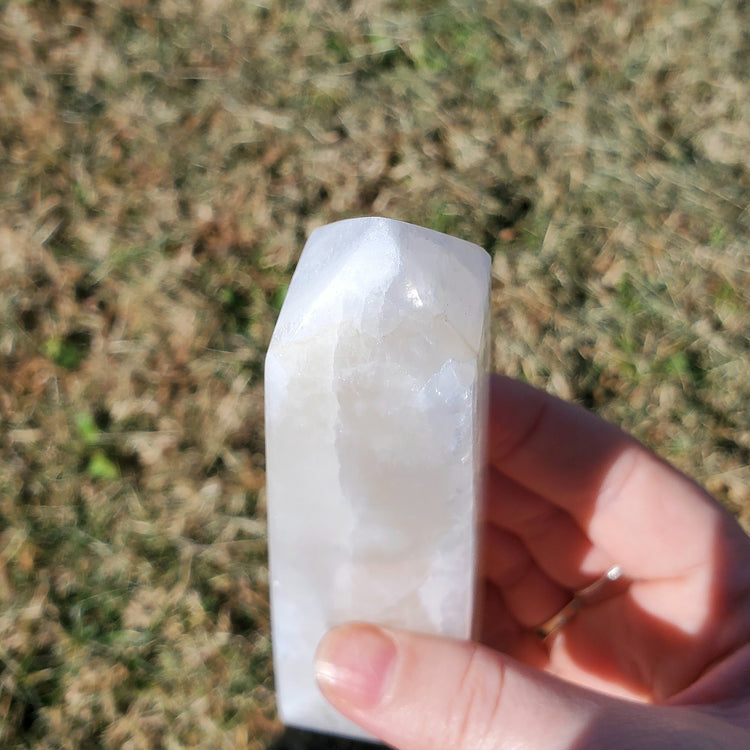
left=1, top=0, right=749, bottom=746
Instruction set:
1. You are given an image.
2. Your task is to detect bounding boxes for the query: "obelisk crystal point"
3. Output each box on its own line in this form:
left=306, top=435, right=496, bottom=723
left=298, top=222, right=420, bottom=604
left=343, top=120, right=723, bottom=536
left=265, top=217, right=491, bottom=740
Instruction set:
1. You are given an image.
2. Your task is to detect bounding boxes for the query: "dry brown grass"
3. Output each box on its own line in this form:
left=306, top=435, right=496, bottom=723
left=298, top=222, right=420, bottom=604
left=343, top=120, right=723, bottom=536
left=0, top=0, right=748, bottom=747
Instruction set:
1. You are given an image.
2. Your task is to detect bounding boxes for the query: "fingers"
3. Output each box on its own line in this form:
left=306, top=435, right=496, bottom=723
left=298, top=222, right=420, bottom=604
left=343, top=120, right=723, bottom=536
left=487, top=375, right=629, bottom=508
left=485, top=467, right=614, bottom=588
left=481, top=525, right=571, bottom=627
left=486, top=375, right=731, bottom=579
left=479, top=580, right=549, bottom=669
left=315, top=623, right=617, bottom=750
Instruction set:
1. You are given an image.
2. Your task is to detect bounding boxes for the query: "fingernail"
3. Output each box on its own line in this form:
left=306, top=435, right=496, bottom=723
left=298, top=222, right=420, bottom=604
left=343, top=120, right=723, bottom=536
left=315, top=624, right=397, bottom=709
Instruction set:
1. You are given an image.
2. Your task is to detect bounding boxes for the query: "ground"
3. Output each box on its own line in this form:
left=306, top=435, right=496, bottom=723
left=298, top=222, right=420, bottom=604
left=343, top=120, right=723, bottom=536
left=0, top=1, right=748, bottom=747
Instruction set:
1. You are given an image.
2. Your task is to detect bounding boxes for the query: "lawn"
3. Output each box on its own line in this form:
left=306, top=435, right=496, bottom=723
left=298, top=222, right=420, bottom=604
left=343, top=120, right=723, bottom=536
left=0, top=0, right=748, bottom=747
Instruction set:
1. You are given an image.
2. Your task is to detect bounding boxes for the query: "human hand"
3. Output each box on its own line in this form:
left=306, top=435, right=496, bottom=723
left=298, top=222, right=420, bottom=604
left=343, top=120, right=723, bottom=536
left=314, top=375, right=750, bottom=749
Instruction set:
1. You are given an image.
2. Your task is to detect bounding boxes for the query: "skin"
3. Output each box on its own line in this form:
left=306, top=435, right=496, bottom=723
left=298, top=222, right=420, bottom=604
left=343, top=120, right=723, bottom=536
left=315, top=375, right=750, bottom=749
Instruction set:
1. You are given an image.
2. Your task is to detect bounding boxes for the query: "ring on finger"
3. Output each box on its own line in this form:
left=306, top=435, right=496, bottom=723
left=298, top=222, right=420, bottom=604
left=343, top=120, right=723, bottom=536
left=535, top=565, right=623, bottom=641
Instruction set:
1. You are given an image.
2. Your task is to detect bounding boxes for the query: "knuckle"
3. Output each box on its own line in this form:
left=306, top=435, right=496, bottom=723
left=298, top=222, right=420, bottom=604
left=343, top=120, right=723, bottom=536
left=448, top=644, right=506, bottom=750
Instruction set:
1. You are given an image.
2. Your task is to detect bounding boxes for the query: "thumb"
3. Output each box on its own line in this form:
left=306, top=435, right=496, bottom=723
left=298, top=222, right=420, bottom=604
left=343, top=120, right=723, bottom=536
left=314, top=623, right=618, bottom=750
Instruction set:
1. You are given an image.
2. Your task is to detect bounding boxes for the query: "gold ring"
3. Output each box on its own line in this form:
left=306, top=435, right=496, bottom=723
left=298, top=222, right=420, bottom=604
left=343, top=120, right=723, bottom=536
left=535, top=565, right=623, bottom=640
left=535, top=598, right=581, bottom=639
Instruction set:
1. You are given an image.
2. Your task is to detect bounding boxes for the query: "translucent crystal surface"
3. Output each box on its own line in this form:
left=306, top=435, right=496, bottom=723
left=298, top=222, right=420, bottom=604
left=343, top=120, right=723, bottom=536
left=265, top=217, right=491, bottom=740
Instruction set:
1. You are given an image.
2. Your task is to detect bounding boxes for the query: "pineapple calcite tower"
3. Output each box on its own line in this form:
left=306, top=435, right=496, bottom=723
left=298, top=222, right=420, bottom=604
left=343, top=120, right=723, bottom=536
left=265, top=217, right=491, bottom=739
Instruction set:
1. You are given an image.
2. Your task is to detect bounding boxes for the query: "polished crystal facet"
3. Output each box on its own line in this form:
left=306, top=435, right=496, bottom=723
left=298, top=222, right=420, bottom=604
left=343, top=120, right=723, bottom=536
left=265, top=217, right=491, bottom=740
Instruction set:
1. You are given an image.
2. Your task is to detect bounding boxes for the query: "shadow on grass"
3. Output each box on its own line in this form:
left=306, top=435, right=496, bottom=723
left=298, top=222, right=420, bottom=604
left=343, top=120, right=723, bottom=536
left=269, top=728, right=387, bottom=750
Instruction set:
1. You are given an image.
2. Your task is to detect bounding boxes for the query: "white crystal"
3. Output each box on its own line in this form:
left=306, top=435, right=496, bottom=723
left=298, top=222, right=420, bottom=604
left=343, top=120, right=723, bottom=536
left=265, top=217, right=491, bottom=740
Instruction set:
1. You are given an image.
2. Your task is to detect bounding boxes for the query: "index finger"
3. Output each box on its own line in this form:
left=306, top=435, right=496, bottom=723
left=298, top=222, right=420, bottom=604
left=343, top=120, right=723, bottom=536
left=486, top=375, right=733, bottom=578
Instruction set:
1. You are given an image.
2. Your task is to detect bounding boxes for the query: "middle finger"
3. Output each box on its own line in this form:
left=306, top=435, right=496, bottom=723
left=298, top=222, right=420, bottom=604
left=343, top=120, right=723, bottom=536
left=485, top=466, right=614, bottom=589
